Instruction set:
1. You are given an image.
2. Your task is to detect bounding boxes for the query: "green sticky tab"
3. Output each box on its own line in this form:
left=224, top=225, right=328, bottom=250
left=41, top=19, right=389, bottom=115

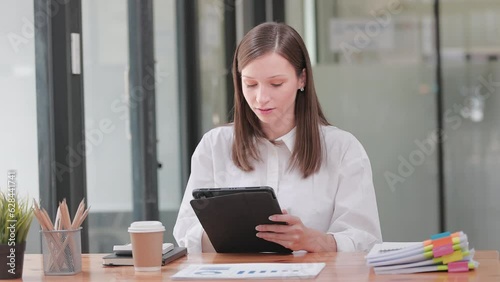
left=423, top=250, right=434, bottom=259
left=437, top=265, right=448, bottom=271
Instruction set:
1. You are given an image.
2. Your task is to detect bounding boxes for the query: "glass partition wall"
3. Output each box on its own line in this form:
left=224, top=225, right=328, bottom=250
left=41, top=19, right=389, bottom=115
left=287, top=0, right=440, bottom=242
left=82, top=0, right=181, bottom=252
left=0, top=0, right=40, bottom=253
left=82, top=0, right=133, bottom=252
left=441, top=0, right=500, bottom=251
left=198, top=0, right=230, bottom=133
left=154, top=0, right=182, bottom=245
left=286, top=0, right=500, bottom=250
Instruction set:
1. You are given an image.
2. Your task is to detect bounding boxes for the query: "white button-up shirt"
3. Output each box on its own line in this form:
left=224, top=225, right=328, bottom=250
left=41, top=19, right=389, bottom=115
left=173, top=125, right=382, bottom=253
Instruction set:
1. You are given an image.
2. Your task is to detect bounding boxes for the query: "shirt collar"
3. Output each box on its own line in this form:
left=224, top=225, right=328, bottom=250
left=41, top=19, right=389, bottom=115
left=273, top=127, right=296, bottom=152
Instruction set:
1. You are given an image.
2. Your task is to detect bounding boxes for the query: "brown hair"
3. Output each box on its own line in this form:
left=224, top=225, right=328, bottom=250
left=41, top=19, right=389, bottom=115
left=231, top=22, right=329, bottom=178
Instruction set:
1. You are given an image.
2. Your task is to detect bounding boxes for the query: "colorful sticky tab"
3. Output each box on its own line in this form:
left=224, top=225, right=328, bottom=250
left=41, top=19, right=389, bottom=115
left=425, top=231, right=462, bottom=246
left=431, top=232, right=451, bottom=240
left=433, top=237, right=453, bottom=248
left=433, top=244, right=454, bottom=257
left=451, top=236, right=461, bottom=245
left=442, top=250, right=464, bottom=264
left=423, top=244, right=434, bottom=252
left=448, top=261, right=469, bottom=272
left=433, top=249, right=470, bottom=264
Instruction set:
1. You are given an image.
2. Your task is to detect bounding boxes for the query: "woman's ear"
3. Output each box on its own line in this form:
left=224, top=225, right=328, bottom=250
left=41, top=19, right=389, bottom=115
left=299, top=68, right=307, bottom=89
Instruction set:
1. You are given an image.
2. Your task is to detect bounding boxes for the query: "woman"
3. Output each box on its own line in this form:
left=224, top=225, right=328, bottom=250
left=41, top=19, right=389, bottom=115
left=173, top=22, right=382, bottom=253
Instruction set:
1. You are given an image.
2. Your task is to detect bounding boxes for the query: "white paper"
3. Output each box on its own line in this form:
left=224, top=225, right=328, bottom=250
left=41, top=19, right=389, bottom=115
left=373, top=249, right=476, bottom=272
left=366, top=241, right=470, bottom=267
left=366, top=242, right=421, bottom=259
left=171, top=263, right=326, bottom=280
left=374, top=260, right=479, bottom=275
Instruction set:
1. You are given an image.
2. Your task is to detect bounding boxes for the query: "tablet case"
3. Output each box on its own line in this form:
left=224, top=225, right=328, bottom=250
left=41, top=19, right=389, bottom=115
left=192, top=186, right=277, bottom=200
left=190, top=191, right=292, bottom=253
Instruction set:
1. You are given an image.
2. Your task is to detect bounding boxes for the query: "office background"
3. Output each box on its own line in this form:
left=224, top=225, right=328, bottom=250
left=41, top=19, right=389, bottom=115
left=1, top=0, right=499, bottom=254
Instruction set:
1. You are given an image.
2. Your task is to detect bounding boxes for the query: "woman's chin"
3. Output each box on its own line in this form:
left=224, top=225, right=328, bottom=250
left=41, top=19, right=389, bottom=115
left=256, top=115, right=276, bottom=124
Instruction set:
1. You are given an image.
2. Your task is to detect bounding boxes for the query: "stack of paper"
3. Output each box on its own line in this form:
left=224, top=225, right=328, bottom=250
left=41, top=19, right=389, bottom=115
left=365, top=231, right=479, bottom=275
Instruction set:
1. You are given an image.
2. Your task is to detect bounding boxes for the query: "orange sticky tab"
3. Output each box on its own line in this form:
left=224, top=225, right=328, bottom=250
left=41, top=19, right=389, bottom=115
left=433, top=237, right=453, bottom=248
left=423, top=239, right=432, bottom=246
left=442, top=250, right=464, bottom=264
left=451, top=231, right=461, bottom=238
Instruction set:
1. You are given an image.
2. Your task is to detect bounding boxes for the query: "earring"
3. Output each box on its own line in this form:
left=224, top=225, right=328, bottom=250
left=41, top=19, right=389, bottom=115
left=300, top=87, right=304, bottom=92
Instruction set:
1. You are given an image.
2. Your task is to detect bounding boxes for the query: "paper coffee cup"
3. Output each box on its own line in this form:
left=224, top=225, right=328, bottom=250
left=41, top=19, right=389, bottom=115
left=128, top=221, right=166, bottom=272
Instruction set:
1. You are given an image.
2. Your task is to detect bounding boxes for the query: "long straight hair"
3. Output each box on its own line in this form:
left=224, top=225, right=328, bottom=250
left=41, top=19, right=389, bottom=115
left=232, top=22, right=329, bottom=178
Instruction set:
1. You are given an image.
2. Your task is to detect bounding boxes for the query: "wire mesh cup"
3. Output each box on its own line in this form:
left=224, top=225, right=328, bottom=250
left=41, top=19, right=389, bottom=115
left=40, top=228, right=82, bottom=275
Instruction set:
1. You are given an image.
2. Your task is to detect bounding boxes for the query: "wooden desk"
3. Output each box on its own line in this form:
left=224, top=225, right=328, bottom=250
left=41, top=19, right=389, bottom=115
left=19, top=251, right=500, bottom=281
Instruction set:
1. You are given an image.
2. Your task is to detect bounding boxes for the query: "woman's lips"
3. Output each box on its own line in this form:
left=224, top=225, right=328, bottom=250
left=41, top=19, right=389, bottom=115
left=256, top=108, right=274, bottom=115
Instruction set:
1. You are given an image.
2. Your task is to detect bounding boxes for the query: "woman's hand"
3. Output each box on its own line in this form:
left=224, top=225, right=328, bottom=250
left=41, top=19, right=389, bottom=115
left=255, top=210, right=337, bottom=252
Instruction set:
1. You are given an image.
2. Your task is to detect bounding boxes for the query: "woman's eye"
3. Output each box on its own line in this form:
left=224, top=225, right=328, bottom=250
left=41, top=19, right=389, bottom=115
left=271, top=83, right=283, bottom=87
left=245, top=84, right=257, bottom=88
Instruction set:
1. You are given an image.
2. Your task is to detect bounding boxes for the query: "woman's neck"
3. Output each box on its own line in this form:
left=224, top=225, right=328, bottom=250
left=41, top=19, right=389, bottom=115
left=261, top=121, right=295, bottom=140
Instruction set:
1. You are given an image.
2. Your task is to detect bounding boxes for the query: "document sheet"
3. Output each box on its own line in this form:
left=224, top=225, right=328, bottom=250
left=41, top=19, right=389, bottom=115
left=171, top=263, right=326, bottom=280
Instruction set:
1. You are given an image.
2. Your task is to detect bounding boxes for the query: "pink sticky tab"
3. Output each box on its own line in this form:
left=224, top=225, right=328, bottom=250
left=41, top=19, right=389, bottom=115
left=433, top=244, right=454, bottom=258
left=448, top=261, right=469, bottom=272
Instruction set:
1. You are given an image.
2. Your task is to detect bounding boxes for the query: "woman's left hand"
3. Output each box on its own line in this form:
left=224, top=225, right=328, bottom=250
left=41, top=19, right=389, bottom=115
left=255, top=210, right=337, bottom=252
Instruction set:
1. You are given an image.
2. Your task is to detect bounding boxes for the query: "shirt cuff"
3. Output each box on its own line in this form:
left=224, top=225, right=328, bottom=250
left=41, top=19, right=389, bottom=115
left=328, top=232, right=356, bottom=252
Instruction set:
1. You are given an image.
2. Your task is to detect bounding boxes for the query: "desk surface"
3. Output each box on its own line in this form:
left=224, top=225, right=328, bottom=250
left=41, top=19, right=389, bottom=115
left=19, top=251, right=500, bottom=281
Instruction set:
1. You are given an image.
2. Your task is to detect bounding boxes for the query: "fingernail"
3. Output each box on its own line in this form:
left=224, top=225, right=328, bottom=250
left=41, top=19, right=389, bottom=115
left=269, top=216, right=274, bottom=220
left=256, top=233, right=261, bottom=237
left=255, top=226, right=261, bottom=231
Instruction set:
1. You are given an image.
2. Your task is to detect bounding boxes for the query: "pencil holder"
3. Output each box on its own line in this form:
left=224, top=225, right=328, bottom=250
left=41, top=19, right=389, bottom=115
left=40, top=228, right=82, bottom=276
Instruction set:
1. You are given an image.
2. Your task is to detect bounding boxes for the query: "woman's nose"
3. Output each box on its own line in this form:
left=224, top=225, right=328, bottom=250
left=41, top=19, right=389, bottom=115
left=255, top=87, right=270, bottom=105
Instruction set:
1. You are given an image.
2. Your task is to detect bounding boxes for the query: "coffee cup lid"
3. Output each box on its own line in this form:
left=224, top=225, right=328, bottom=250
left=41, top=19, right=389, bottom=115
left=128, top=221, right=165, bottom=233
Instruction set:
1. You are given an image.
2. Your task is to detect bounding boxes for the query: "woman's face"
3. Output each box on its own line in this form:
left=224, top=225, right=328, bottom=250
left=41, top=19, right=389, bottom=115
left=240, top=53, right=305, bottom=135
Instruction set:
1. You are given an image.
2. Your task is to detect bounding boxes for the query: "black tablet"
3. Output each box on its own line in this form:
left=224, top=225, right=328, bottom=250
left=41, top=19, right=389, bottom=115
left=192, top=186, right=277, bottom=199
left=190, top=186, right=292, bottom=254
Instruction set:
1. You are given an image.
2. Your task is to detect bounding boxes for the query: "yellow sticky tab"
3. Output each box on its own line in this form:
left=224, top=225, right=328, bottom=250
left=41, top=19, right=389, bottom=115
left=442, top=250, right=463, bottom=264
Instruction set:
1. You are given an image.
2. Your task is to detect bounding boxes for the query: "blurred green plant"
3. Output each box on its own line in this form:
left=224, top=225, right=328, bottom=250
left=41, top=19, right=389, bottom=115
left=0, top=192, right=34, bottom=244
